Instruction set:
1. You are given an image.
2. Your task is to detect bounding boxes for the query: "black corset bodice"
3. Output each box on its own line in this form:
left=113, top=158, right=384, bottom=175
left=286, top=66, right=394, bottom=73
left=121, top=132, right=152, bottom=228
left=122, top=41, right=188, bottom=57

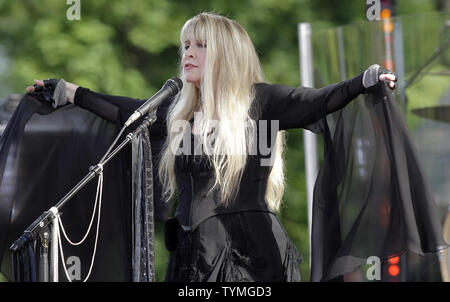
left=174, top=119, right=274, bottom=230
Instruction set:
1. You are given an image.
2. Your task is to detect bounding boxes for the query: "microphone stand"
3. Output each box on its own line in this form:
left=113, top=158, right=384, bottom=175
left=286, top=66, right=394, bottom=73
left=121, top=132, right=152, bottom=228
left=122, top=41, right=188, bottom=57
left=9, top=111, right=157, bottom=282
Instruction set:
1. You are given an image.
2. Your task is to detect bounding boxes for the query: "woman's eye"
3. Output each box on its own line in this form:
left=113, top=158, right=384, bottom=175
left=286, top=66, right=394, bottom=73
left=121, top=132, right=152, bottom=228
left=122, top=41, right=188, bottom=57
left=197, top=43, right=206, bottom=48
left=184, top=45, right=190, bottom=50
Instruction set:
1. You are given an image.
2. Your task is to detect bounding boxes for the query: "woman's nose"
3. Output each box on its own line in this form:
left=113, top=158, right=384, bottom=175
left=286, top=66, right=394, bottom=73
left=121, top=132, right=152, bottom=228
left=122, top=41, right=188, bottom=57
left=185, top=48, right=196, bottom=58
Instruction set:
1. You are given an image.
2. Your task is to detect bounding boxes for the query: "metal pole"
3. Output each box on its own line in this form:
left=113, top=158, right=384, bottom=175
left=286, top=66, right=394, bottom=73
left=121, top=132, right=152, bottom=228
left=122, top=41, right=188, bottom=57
left=38, top=231, right=49, bottom=282
left=298, top=22, right=318, bottom=267
left=393, top=17, right=407, bottom=114
left=337, top=26, right=347, bottom=80
left=49, top=208, right=59, bottom=282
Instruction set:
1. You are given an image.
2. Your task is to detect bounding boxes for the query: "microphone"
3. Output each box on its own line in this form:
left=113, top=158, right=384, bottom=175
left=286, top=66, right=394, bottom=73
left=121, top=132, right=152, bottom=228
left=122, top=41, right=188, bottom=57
left=124, top=77, right=183, bottom=127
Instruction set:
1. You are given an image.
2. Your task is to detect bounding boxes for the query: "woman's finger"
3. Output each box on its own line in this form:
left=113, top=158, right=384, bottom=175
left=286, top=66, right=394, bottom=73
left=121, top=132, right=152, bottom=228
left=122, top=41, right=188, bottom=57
left=34, top=79, right=44, bottom=86
left=26, top=79, right=45, bottom=92
left=379, top=73, right=396, bottom=82
left=389, top=81, right=397, bottom=89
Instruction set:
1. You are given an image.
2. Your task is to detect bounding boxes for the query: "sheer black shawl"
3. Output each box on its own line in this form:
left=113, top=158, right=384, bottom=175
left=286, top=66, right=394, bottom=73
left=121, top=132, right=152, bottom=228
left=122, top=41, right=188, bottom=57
left=310, top=81, right=449, bottom=281
left=0, top=94, right=165, bottom=281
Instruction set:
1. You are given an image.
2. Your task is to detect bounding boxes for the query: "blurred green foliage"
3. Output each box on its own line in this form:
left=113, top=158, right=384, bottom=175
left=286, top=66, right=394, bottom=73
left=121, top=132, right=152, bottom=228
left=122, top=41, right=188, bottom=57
left=0, top=0, right=445, bottom=282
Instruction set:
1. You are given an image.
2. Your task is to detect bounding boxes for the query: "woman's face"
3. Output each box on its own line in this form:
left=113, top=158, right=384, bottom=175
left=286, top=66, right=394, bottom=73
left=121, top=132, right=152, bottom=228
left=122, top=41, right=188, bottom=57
left=182, top=33, right=207, bottom=88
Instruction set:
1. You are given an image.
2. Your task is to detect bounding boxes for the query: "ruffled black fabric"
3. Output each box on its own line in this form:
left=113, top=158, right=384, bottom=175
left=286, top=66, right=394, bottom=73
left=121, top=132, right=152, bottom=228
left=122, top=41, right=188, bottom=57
left=165, top=211, right=302, bottom=282
left=310, top=81, right=449, bottom=281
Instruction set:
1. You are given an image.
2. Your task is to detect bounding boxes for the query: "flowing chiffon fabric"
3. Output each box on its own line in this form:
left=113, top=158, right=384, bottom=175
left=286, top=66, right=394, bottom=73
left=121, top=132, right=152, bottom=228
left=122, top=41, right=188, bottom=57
left=0, top=96, right=134, bottom=281
left=310, top=81, right=449, bottom=281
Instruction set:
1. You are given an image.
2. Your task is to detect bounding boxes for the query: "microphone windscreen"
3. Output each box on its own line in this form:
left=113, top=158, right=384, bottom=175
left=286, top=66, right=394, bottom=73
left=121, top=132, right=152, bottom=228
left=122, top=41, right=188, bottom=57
left=167, top=77, right=183, bottom=95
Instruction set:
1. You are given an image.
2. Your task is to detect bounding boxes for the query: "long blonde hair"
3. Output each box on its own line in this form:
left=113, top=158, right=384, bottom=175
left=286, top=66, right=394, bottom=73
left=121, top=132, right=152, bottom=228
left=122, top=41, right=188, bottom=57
left=158, top=12, right=286, bottom=211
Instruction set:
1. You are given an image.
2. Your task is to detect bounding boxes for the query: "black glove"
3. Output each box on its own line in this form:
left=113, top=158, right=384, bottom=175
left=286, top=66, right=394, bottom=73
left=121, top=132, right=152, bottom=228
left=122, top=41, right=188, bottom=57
left=31, top=78, right=68, bottom=108
left=362, top=64, right=397, bottom=92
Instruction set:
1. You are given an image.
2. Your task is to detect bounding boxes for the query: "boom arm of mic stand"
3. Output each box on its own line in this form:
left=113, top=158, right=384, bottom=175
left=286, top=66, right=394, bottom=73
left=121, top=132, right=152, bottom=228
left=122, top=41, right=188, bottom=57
left=10, top=112, right=158, bottom=253
left=405, top=34, right=450, bottom=89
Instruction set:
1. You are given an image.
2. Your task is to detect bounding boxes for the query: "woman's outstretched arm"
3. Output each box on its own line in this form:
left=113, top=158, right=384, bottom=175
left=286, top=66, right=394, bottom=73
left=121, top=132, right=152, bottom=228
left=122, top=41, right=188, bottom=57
left=26, top=79, right=171, bottom=136
left=259, top=65, right=397, bottom=130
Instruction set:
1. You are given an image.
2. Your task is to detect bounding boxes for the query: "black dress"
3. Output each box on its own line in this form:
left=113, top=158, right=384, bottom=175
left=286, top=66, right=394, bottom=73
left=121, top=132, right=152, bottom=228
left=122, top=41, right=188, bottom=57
left=73, top=72, right=368, bottom=281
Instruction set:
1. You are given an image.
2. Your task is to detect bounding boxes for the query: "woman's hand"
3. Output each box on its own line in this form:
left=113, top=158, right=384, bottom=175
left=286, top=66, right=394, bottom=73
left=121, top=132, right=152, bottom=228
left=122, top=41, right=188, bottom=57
left=26, top=79, right=79, bottom=105
left=363, top=64, right=398, bottom=90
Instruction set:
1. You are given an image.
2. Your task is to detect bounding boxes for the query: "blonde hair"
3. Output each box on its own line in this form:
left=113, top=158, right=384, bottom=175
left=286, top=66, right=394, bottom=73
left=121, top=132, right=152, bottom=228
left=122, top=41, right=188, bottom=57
left=158, top=12, right=286, bottom=211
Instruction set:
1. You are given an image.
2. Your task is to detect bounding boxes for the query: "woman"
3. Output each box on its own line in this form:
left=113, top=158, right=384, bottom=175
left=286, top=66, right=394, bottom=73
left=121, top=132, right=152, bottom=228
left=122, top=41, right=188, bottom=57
left=26, top=12, right=397, bottom=281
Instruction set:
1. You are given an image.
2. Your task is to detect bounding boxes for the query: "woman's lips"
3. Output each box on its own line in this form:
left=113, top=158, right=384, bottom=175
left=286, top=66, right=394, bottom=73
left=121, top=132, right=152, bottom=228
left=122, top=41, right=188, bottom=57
left=184, top=63, right=197, bottom=71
